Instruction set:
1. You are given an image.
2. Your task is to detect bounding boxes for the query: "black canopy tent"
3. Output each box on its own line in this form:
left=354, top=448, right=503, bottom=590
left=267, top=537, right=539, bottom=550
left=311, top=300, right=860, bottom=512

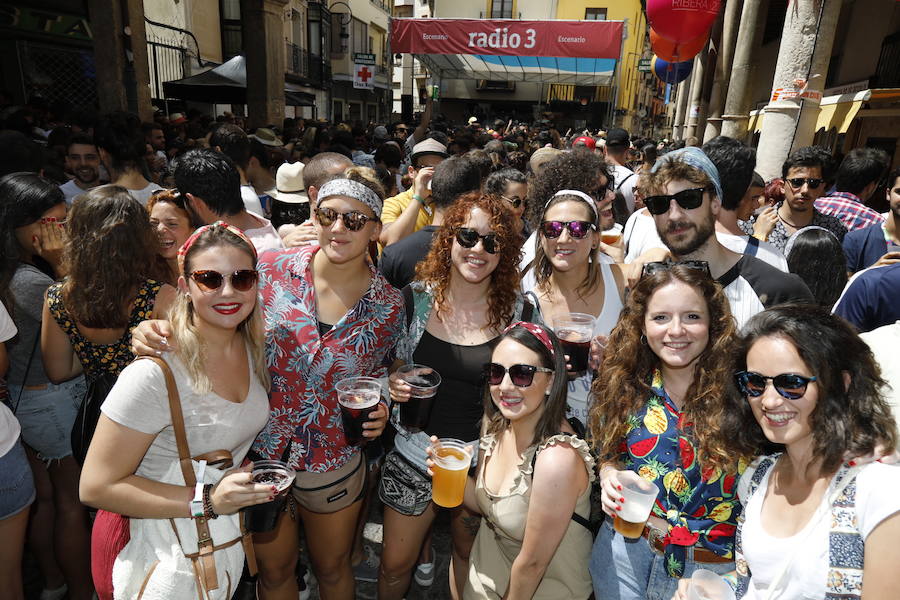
left=162, top=55, right=315, bottom=106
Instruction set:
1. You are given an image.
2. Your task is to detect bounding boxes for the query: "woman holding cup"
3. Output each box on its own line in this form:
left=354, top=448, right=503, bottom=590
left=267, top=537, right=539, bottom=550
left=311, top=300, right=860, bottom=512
left=80, top=223, right=273, bottom=599
left=522, top=189, right=627, bottom=428
left=588, top=263, right=742, bottom=599
left=432, top=321, right=594, bottom=599
left=378, top=192, right=536, bottom=600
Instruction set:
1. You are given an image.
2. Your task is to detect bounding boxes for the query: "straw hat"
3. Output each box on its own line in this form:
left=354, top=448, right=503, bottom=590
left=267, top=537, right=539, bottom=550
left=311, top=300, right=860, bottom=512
left=271, top=162, right=308, bottom=204
left=250, top=127, right=284, bottom=147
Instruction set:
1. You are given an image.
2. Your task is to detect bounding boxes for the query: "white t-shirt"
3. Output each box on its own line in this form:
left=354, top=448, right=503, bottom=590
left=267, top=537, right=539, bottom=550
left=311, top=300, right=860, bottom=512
left=740, top=461, right=900, bottom=600
left=610, top=164, right=637, bottom=213
left=59, top=179, right=94, bottom=205
left=860, top=321, right=900, bottom=433
left=623, top=208, right=665, bottom=263
left=127, top=182, right=163, bottom=206
left=241, top=184, right=265, bottom=217
left=716, top=231, right=788, bottom=272
left=101, top=350, right=269, bottom=483
left=244, top=214, right=285, bottom=253
left=0, top=301, right=20, bottom=456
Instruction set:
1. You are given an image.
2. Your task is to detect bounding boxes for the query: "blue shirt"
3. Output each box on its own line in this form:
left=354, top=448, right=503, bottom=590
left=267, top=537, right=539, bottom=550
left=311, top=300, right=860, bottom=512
left=833, top=263, right=900, bottom=332
left=843, top=223, right=889, bottom=273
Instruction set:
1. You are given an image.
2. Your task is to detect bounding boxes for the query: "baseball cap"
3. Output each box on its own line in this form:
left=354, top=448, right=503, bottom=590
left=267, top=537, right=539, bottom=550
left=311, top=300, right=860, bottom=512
left=573, top=136, right=596, bottom=150
left=373, top=125, right=389, bottom=141
left=410, top=138, right=449, bottom=165
left=606, top=128, right=630, bottom=147
left=271, top=162, right=308, bottom=204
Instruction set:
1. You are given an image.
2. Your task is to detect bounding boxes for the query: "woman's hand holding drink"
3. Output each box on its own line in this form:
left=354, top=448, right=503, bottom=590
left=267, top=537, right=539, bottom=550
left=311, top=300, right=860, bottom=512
left=242, top=460, right=297, bottom=532
left=211, top=463, right=290, bottom=517
left=599, top=466, right=658, bottom=539
left=336, top=377, right=385, bottom=446
left=396, top=364, right=441, bottom=432
left=426, top=437, right=473, bottom=508
left=554, top=313, right=596, bottom=377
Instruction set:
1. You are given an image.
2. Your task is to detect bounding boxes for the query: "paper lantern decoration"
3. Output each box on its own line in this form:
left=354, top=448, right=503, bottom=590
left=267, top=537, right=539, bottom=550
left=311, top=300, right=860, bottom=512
left=653, top=56, right=693, bottom=85
left=650, top=28, right=708, bottom=63
left=646, top=0, right=720, bottom=43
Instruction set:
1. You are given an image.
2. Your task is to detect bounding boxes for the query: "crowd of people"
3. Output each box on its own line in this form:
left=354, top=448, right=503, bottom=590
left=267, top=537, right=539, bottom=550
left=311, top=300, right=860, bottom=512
left=0, top=98, right=898, bottom=600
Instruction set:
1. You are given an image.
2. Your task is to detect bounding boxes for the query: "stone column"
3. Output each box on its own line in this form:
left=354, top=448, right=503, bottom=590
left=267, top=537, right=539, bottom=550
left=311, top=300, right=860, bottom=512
left=720, top=0, right=764, bottom=140
left=755, top=0, right=842, bottom=180
left=683, top=47, right=707, bottom=140
left=243, top=0, right=289, bottom=129
left=703, top=0, right=741, bottom=142
left=89, top=0, right=152, bottom=118
left=673, top=73, right=693, bottom=140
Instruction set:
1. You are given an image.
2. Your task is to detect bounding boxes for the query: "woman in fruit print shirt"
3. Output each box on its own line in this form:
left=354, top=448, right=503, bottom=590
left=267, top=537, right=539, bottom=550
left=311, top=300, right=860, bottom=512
left=587, top=263, right=743, bottom=600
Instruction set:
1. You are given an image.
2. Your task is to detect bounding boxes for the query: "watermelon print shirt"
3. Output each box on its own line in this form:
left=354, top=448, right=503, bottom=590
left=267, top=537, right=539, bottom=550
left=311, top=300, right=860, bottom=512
left=621, top=369, right=746, bottom=578
left=249, top=245, right=403, bottom=473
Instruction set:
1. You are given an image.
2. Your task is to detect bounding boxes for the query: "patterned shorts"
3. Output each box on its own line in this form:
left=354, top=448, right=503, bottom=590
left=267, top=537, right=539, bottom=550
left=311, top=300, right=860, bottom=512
left=378, top=450, right=432, bottom=517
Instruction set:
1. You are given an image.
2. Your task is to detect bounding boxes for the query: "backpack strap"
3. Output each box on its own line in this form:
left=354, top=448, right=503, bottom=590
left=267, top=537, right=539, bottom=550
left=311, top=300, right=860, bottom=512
left=615, top=171, right=635, bottom=191
left=402, top=283, right=414, bottom=329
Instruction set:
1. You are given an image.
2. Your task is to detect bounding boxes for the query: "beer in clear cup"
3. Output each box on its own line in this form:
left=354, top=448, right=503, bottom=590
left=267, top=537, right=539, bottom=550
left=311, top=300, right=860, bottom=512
left=336, top=377, right=382, bottom=446
left=613, top=470, right=658, bottom=539
left=601, top=223, right=623, bottom=245
left=431, top=438, right=472, bottom=508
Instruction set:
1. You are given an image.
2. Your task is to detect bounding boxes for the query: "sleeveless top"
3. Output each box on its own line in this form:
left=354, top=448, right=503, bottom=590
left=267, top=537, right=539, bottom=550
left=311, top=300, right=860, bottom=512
left=465, top=432, right=595, bottom=600
left=46, top=279, right=162, bottom=380
left=523, top=262, right=624, bottom=426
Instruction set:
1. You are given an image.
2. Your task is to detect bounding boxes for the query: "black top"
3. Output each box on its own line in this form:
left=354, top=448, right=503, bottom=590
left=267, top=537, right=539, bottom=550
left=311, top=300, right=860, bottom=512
left=413, top=329, right=497, bottom=442
left=379, top=225, right=439, bottom=290
left=318, top=321, right=333, bottom=337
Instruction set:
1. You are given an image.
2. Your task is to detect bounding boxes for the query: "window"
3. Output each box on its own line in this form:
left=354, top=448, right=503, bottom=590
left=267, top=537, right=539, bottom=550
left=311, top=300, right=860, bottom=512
left=220, top=0, right=242, bottom=59
left=351, top=18, right=368, bottom=56
left=584, top=8, right=607, bottom=20
left=490, top=0, right=513, bottom=19
left=762, top=0, right=788, bottom=45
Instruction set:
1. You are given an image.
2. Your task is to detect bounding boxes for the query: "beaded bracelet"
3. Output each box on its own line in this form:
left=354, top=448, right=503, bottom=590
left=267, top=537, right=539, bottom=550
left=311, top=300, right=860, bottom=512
left=202, top=483, right=219, bottom=520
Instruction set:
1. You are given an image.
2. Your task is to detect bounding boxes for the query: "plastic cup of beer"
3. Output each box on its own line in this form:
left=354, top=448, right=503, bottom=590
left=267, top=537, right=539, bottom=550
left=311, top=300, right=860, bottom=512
left=613, top=470, right=658, bottom=539
left=431, top=438, right=472, bottom=508
left=600, top=223, right=623, bottom=245
left=336, top=377, right=383, bottom=446
left=397, top=364, right=441, bottom=432
left=688, top=569, right=736, bottom=600
left=554, top=313, right=596, bottom=375
left=245, top=460, right=296, bottom=532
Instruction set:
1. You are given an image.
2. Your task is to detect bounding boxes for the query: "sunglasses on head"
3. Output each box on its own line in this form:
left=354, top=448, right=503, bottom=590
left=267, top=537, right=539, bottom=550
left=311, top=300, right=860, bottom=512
left=501, top=195, right=523, bottom=209
left=786, top=177, right=824, bottom=190
left=734, top=370, right=817, bottom=400
left=640, top=260, right=711, bottom=278
left=643, top=187, right=707, bottom=215
left=455, top=227, right=499, bottom=254
left=540, top=220, right=596, bottom=239
left=314, top=207, right=378, bottom=232
left=189, top=269, right=259, bottom=292
left=485, top=362, right=553, bottom=387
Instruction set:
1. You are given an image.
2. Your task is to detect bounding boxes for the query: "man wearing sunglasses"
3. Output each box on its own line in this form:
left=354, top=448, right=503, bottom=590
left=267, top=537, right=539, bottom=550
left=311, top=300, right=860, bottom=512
left=647, top=148, right=812, bottom=328
left=740, top=146, right=846, bottom=253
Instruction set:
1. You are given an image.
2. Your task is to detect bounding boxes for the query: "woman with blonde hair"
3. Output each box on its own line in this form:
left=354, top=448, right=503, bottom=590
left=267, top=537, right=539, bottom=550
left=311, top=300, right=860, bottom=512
left=80, top=223, right=272, bottom=599
left=588, top=263, right=742, bottom=599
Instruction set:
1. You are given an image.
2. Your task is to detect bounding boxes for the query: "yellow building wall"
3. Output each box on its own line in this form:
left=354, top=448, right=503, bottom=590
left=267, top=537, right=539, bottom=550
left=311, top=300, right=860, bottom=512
left=555, top=0, right=646, bottom=126
left=189, top=0, right=223, bottom=64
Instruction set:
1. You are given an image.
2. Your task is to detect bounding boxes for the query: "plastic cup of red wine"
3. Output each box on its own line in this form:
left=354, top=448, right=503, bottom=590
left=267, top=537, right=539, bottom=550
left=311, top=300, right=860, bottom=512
left=244, top=460, right=296, bottom=533
left=397, top=363, right=441, bottom=432
left=554, top=313, right=596, bottom=375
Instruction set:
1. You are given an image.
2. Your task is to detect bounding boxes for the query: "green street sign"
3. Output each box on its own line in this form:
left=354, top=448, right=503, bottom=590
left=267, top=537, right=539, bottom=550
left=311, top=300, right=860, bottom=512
left=637, top=58, right=651, bottom=72
left=353, top=53, right=376, bottom=65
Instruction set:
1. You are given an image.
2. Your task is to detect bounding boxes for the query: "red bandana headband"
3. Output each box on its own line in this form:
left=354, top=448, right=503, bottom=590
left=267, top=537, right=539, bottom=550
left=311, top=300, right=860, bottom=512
left=177, top=221, right=257, bottom=273
left=502, top=321, right=556, bottom=359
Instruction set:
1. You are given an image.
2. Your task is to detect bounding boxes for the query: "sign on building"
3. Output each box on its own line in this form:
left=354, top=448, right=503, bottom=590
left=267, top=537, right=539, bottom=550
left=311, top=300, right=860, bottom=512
left=638, top=58, right=651, bottom=72
left=354, top=63, right=375, bottom=90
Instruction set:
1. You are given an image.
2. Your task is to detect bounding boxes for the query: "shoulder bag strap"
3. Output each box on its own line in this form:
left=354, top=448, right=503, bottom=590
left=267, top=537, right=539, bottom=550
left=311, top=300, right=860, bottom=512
left=761, top=465, right=863, bottom=600
left=10, top=331, right=40, bottom=414
left=615, top=171, right=635, bottom=191
left=135, top=356, right=221, bottom=594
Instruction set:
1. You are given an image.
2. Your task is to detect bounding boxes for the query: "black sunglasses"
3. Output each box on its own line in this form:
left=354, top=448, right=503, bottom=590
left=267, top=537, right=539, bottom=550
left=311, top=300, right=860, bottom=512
left=501, top=195, right=523, bottom=209
left=540, top=220, right=596, bottom=239
left=455, top=227, right=499, bottom=254
left=786, top=177, right=824, bottom=190
left=485, top=362, right=553, bottom=387
left=640, top=260, right=711, bottom=278
left=734, top=370, right=818, bottom=400
left=644, top=187, right=707, bottom=215
left=189, top=269, right=259, bottom=292
left=314, top=207, right=379, bottom=232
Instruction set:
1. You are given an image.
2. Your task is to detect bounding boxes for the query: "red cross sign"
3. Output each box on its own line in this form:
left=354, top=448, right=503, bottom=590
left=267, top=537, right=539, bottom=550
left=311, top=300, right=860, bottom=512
left=354, top=64, right=374, bottom=89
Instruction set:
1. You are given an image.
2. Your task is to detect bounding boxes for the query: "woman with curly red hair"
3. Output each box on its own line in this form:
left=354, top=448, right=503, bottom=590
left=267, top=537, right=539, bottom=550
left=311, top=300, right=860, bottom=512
left=377, top=192, right=537, bottom=600
left=587, top=263, right=742, bottom=599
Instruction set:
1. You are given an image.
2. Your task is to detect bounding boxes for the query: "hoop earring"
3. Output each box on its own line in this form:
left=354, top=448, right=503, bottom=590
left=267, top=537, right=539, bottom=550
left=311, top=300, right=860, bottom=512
left=640, top=334, right=647, bottom=345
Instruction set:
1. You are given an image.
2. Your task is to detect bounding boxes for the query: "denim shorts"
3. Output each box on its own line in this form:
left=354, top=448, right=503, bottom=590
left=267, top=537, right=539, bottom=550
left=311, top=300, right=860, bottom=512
left=9, top=377, right=86, bottom=460
left=0, top=439, right=36, bottom=520
left=589, top=519, right=734, bottom=600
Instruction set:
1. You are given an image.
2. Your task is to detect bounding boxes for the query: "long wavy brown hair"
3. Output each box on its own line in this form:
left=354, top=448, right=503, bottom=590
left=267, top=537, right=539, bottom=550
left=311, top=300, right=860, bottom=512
left=588, top=265, right=737, bottom=472
left=62, top=185, right=158, bottom=328
left=414, top=192, right=520, bottom=330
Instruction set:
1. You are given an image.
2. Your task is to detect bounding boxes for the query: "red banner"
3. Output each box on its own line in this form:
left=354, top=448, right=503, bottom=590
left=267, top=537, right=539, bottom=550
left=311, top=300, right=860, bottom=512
left=390, top=18, right=624, bottom=59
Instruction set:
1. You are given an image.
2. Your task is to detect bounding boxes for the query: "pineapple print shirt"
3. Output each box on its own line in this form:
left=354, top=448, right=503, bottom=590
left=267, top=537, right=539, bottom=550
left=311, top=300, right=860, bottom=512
left=622, top=369, right=744, bottom=577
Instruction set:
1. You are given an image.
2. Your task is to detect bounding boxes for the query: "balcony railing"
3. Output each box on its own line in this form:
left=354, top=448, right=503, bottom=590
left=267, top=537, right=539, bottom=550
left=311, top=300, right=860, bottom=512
left=286, top=42, right=331, bottom=85
left=874, top=32, right=900, bottom=88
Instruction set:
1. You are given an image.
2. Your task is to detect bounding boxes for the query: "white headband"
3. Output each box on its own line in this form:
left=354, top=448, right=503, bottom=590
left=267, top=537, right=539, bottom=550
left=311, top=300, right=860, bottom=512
left=546, top=189, right=600, bottom=224
left=317, top=178, right=383, bottom=218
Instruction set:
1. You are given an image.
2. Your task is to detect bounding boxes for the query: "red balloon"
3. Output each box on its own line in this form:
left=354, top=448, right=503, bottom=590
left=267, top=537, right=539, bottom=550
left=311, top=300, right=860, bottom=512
left=646, top=0, right=720, bottom=43
left=650, top=28, right=708, bottom=63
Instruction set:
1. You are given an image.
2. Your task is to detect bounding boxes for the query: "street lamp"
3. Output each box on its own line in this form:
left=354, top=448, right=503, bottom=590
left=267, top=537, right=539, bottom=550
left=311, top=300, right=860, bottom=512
left=330, top=1, right=352, bottom=54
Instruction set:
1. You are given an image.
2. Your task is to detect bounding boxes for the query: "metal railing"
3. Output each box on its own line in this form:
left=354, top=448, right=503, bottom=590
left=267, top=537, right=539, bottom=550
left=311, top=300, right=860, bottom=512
left=874, top=32, right=900, bottom=88
left=286, top=42, right=331, bottom=84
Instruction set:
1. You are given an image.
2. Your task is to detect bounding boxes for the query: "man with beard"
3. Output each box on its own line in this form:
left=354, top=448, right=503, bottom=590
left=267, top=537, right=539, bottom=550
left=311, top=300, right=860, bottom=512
left=647, top=148, right=812, bottom=328
left=842, top=166, right=900, bottom=273
left=740, top=146, right=845, bottom=252
left=59, top=133, right=101, bottom=204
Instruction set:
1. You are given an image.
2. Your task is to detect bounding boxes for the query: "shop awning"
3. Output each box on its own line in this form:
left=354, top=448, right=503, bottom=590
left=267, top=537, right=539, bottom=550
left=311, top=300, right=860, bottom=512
left=748, top=109, right=764, bottom=133
left=162, top=55, right=316, bottom=106
left=390, top=18, right=624, bottom=85
left=815, top=90, right=867, bottom=133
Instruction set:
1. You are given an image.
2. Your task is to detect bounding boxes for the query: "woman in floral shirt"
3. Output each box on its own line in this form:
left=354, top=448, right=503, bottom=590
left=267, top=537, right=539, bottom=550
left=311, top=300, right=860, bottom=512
left=587, top=263, right=743, bottom=600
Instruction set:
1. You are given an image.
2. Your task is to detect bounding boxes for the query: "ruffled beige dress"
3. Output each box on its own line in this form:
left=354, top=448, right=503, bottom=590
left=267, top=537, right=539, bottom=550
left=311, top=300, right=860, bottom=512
left=464, top=433, right=596, bottom=600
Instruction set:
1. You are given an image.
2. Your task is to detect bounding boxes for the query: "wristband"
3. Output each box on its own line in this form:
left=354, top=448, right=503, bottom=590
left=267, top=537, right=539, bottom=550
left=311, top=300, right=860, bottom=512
left=412, top=193, right=425, bottom=204
left=202, top=483, right=218, bottom=519
left=190, top=460, right=207, bottom=519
